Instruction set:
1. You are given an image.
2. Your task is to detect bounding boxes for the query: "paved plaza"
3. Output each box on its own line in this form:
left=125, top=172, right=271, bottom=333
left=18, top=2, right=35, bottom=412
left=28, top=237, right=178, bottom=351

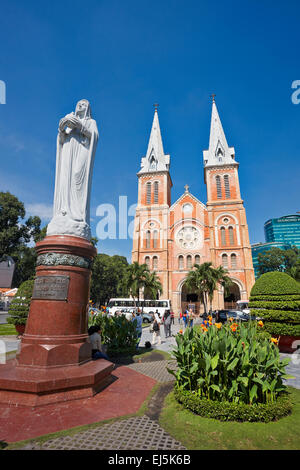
left=0, top=321, right=299, bottom=449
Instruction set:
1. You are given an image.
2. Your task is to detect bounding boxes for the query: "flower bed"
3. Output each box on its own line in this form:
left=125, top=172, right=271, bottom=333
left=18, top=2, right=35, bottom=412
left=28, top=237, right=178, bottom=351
left=168, top=320, right=293, bottom=421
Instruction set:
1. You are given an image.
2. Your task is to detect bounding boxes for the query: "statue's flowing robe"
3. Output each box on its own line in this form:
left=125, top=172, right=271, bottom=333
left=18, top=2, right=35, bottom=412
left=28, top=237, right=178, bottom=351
left=47, top=116, right=98, bottom=240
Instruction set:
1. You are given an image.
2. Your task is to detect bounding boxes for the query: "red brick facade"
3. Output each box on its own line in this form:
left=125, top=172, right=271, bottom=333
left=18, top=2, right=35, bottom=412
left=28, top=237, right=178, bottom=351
left=132, top=104, right=255, bottom=314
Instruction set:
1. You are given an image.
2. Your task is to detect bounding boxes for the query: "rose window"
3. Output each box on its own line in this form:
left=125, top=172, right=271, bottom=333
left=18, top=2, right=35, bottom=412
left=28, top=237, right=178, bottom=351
left=176, top=226, right=202, bottom=249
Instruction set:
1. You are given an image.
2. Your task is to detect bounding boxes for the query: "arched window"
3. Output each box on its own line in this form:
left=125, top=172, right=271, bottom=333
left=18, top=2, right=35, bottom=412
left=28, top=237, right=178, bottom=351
left=216, top=175, right=222, bottom=199
left=153, top=230, right=158, bottom=249
left=154, top=181, right=159, bottom=203
left=224, top=175, right=230, bottom=198
left=222, top=254, right=228, bottom=268
left=231, top=253, right=237, bottom=269
left=228, top=226, right=234, bottom=245
left=146, top=230, right=151, bottom=249
left=186, top=255, right=192, bottom=269
left=146, top=182, right=151, bottom=204
left=153, top=256, right=158, bottom=270
left=220, top=227, right=226, bottom=245
left=195, top=255, right=200, bottom=265
left=145, top=256, right=150, bottom=268
left=178, top=255, right=184, bottom=270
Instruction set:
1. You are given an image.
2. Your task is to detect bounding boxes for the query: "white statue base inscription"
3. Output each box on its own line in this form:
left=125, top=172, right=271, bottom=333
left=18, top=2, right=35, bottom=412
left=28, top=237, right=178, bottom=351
left=47, top=99, right=99, bottom=241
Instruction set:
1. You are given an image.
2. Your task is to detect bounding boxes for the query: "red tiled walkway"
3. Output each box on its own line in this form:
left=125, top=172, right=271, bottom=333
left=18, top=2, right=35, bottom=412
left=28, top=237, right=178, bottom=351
left=0, top=365, right=156, bottom=443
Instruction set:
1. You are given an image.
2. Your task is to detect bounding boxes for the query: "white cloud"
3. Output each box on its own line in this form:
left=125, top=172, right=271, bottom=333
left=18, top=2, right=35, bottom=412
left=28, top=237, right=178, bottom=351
left=26, top=203, right=53, bottom=221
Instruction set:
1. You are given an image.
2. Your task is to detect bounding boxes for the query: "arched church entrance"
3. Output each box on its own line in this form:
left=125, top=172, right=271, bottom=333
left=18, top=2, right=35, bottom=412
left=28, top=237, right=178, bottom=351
left=181, top=282, right=200, bottom=314
left=224, top=281, right=241, bottom=310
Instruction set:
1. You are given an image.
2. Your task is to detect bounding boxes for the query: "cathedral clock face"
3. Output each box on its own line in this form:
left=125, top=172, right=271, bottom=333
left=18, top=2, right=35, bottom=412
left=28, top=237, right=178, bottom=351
left=176, top=226, right=203, bottom=250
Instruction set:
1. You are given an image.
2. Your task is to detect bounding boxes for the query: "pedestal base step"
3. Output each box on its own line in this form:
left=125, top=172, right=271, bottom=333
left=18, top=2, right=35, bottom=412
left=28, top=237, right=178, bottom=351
left=0, top=359, right=114, bottom=407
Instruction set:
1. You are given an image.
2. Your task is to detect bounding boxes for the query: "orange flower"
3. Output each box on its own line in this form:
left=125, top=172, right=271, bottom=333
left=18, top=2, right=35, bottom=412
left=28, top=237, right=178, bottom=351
left=201, top=326, right=208, bottom=332
left=271, top=337, right=279, bottom=345
left=228, top=317, right=234, bottom=322
left=258, top=321, right=264, bottom=327
left=178, top=329, right=183, bottom=335
left=208, top=315, right=212, bottom=321
left=215, top=323, right=222, bottom=329
left=230, top=324, right=237, bottom=332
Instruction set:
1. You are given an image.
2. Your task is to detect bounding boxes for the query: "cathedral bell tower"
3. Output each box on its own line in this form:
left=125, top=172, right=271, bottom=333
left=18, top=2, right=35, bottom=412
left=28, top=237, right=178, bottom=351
left=132, top=106, right=172, bottom=299
left=203, top=97, right=255, bottom=306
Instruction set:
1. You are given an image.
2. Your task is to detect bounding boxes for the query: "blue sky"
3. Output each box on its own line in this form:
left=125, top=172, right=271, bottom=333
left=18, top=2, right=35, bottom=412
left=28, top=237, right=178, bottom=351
left=0, top=0, right=299, bottom=260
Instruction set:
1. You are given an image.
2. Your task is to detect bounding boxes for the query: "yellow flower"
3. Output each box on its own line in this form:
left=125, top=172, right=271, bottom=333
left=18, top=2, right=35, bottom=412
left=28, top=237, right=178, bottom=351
left=228, top=317, right=234, bottom=322
left=215, top=323, right=222, bottom=329
left=201, top=326, right=208, bottom=332
left=258, top=321, right=264, bottom=327
left=271, top=337, right=279, bottom=345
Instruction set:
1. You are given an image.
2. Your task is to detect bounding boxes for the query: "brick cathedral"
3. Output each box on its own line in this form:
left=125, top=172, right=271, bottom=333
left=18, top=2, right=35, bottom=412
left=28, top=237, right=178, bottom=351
left=132, top=99, right=255, bottom=314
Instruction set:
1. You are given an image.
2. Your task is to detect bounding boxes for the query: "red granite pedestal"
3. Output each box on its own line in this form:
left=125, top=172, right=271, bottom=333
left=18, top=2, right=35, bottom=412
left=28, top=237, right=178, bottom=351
left=0, top=235, right=113, bottom=407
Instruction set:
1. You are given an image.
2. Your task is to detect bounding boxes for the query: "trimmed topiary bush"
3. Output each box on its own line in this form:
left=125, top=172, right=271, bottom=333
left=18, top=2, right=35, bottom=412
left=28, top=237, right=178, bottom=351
left=7, top=279, right=34, bottom=326
left=249, top=272, right=300, bottom=337
left=174, top=387, right=292, bottom=422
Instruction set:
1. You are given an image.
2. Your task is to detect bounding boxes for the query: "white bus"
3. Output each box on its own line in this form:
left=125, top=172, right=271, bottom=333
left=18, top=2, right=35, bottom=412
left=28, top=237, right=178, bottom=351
left=107, top=298, right=171, bottom=317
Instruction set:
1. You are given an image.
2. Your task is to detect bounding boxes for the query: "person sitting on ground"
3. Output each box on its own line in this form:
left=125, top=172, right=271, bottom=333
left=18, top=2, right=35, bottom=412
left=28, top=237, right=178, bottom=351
left=88, top=325, right=109, bottom=360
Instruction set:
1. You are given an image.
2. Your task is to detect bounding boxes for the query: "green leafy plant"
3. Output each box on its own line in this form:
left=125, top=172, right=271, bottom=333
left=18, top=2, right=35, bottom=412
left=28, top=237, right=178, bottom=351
left=7, top=279, right=34, bottom=326
left=249, top=271, right=300, bottom=337
left=169, top=321, right=292, bottom=406
left=91, top=314, right=138, bottom=356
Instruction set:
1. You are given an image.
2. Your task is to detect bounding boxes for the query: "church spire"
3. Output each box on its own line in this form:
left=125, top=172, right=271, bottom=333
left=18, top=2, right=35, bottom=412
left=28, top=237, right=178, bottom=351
left=203, top=98, right=236, bottom=167
left=138, top=106, right=170, bottom=174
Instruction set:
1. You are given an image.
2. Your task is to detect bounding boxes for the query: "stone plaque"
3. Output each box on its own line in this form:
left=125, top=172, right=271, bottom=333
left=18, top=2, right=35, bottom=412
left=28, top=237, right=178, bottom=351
left=32, top=275, right=70, bottom=301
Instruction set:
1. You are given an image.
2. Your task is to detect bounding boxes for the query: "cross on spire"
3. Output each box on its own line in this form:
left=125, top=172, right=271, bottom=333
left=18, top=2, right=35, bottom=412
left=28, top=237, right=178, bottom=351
left=210, top=94, right=216, bottom=103
left=184, top=184, right=189, bottom=193
left=153, top=103, right=159, bottom=112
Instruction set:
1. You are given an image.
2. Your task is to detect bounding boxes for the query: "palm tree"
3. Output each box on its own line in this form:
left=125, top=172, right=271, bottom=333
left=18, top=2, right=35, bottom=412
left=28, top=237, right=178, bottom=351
left=121, top=262, right=149, bottom=308
left=210, top=265, right=233, bottom=313
left=144, top=271, right=163, bottom=301
left=185, top=262, right=232, bottom=315
left=185, top=262, right=215, bottom=315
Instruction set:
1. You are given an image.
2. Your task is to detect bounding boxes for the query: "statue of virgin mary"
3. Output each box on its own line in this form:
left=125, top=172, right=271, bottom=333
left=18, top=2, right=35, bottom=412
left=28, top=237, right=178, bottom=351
left=47, top=99, right=99, bottom=240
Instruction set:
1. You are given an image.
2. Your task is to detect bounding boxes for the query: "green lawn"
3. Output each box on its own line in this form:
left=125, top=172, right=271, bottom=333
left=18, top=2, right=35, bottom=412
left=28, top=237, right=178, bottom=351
left=159, top=387, right=300, bottom=450
left=0, top=324, right=16, bottom=336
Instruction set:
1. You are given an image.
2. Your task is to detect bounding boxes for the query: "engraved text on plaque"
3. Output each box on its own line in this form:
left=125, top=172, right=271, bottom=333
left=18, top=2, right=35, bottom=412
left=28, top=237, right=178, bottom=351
left=32, top=275, right=70, bottom=301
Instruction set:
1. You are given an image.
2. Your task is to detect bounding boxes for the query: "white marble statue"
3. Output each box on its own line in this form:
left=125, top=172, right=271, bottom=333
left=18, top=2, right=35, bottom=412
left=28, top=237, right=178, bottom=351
left=47, top=99, right=99, bottom=240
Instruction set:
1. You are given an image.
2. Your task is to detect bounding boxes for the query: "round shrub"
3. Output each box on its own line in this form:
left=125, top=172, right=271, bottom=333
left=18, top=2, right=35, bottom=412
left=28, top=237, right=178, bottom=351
left=7, top=279, right=34, bottom=326
left=249, top=272, right=300, bottom=337
left=174, top=387, right=292, bottom=423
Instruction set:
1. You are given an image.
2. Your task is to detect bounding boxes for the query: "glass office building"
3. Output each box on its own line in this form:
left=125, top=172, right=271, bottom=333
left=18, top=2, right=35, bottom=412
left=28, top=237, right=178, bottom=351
left=264, top=215, right=300, bottom=248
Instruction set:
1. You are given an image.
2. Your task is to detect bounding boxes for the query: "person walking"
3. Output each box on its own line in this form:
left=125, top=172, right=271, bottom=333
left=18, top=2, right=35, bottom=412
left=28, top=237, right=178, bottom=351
left=163, top=309, right=172, bottom=338
left=188, top=308, right=196, bottom=328
left=132, top=310, right=143, bottom=349
left=170, top=310, right=175, bottom=325
left=182, top=309, right=189, bottom=328
left=178, top=311, right=182, bottom=325
left=152, top=311, right=162, bottom=345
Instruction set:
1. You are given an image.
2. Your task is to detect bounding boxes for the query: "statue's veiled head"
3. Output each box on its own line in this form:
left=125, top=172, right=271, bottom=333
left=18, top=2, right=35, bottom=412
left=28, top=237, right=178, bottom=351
left=75, top=99, right=91, bottom=119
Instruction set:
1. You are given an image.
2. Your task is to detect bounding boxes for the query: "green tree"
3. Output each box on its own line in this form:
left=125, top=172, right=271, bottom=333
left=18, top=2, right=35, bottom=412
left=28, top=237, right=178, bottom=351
left=90, top=253, right=128, bottom=305
left=144, top=270, right=163, bottom=301
left=121, top=262, right=150, bottom=307
left=257, top=246, right=300, bottom=276
left=185, top=262, right=232, bottom=315
left=0, top=192, right=41, bottom=258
